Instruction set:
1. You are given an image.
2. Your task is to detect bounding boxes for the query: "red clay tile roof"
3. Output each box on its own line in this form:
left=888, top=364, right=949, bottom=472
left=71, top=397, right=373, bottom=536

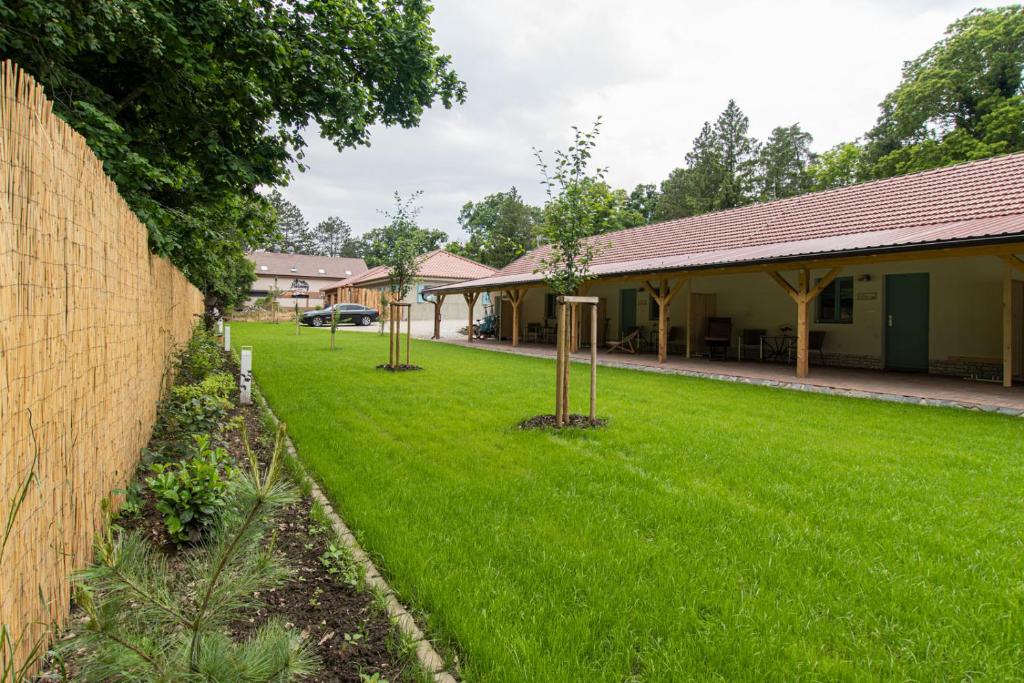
left=247, top=252, right=368, bottom=279
left=426, top=153, right=1024, bottom=293
left=322, top=250, right=495, bottom=290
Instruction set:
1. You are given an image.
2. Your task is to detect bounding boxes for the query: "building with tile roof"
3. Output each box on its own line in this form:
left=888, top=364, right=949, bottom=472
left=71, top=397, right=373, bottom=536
left=425, top=153, right=1024, bottom=386
left=321, top=250, right=496, bottom=328
left=246, top=252, right=368, bottom=308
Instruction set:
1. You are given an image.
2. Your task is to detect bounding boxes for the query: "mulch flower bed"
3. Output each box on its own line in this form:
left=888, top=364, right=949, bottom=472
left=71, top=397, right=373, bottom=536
left=44, top=350, right=419, bottom=682
left=375, top=364, right=423, bottom=372
left=518, top=414, right=608, bottom=430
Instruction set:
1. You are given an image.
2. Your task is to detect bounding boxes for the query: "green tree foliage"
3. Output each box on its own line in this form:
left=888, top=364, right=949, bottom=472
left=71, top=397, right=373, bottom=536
left=308, top=217, right=359, bottom=258
left=266, top=191, right=310, bottom=254
left=0, top=0, right=465, bottom=309
left=809, top=142, right=869, bottom=190
left=757, top=124, right=815, bottom=200
left=535, top=119, right=608, bottom=295
left=376, top=192, right=433, bottom=299
left=451, top=187, right=542, bottom=268
left=626, top=184, right=660, bottom=224
left=714, top=99, right=760, bottom=208
left=863, top=6, right=1024, bottom=176
left=654, top=101, right=760, bottom=220
left=356, top=222, right=447, bottom=268
left=588, top=182, right=647, bottom=233
left=653, top=167, right=692, bottom=221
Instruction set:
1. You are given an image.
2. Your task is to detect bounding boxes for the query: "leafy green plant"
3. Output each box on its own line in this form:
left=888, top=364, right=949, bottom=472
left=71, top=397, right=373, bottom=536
left=68, top=423, right=317, bottom=681
left=319, top=543, right=362, bottom=588
left=159, top=373, right=234, bottom=439
left=111, top=481, right=144, bottom=519
left=147, top=435, right=234, bottom=545
left=175, top=326, right=224, bottom=384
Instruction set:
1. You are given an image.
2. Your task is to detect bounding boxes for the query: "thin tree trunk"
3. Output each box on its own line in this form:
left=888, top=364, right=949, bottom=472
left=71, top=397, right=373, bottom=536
left=555, top=301, right=565, bottom=426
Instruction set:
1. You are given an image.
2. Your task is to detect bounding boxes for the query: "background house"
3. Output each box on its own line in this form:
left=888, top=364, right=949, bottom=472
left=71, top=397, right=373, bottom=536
left=322, top=249, right=495, bottom=322
left=246, top=252, right=368, bottom=309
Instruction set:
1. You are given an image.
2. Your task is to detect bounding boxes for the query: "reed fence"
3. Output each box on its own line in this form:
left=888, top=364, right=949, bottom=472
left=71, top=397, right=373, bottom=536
left=0, top=61, right=204, bottom=675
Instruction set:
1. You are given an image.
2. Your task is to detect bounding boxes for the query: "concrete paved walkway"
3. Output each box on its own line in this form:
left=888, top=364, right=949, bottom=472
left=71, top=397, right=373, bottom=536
left=438, top=339, right=1024, bottom=416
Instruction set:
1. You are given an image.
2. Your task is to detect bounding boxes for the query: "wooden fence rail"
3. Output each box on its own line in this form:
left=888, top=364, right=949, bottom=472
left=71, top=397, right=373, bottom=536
left=0, top=61, right=204, bottom=675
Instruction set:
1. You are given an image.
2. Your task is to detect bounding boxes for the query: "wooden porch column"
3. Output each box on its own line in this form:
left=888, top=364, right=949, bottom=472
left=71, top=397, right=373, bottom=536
left=796, top=269, right=810, bottom=378
left=431, top=294, right=446, bottom=339
left=463, top=291, right=480, bottom=343
left=642, top=277, right=690, bottom=363
left=569, top=284, right=589, bottom=353
left=1004, top=266, right=1014, bottom=388
left=1000, top=256, right=1024, bottom=387
left=504, top=288, right=525, bottom=347
left=769, top=267, right=842, bottom=378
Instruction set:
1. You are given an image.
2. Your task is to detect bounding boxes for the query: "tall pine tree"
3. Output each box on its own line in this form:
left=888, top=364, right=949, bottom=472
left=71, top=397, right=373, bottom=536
left=757, top=124, right=815, bottom=200
left=266, top=191, right=310, bottom=253
left=714, top=100, right=759, bottom=209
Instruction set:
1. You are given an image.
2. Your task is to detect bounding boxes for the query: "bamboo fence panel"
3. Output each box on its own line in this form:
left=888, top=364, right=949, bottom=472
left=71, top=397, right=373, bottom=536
left=0, top=61, right=204, bottom=675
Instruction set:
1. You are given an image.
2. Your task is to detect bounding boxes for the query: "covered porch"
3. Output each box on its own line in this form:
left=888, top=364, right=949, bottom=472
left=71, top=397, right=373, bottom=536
left=432, top=246, right=1024, bottom=390
left=441, top=336, right=1024, bottom=415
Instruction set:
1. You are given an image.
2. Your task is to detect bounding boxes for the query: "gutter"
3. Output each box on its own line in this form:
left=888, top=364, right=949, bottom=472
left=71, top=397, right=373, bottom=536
left=422, top=233, right=1024, bottom=296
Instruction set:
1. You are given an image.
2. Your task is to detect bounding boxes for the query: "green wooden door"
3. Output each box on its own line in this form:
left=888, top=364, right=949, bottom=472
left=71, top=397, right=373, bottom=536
left=620, top=288, right=636, bottom=334
left=885, top=273, right=929, bottom=372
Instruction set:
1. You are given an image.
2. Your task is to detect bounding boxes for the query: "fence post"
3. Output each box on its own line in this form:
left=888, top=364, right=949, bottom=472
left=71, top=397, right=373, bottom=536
left=224, top=325, right=231, bottom=352
left=239, top=346, right=253, bottom=405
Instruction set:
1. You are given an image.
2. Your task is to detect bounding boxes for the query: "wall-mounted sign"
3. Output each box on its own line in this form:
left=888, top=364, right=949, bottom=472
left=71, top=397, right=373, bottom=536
left=856, top=291, right=878, bottom=300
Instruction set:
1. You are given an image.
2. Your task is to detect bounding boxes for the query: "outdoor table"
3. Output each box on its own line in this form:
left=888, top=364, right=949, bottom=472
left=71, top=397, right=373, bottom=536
left=760, top=335, right=795, bottom=362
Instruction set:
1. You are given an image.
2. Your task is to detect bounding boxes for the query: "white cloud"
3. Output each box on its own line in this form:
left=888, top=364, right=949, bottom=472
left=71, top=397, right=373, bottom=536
left=279, top=0, right=992, bottom=240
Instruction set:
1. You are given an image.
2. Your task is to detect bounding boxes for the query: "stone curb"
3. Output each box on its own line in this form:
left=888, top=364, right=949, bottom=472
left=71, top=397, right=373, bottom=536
left=439, top=340, right=1024, bottom=417
left=253, top=389, right=457, bottom=683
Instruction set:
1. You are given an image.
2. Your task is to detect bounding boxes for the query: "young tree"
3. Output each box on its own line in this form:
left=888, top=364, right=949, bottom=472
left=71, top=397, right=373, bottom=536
left=757, top=124, right=815, bottom=200
left=0, top=0, right=465, bottom=311
left=377, top=192, right=429, bottom=368
left=266, top=191, right=310, bottom=253
left=535, top=119, right=608, bottom=426
left=454, top=188, right=543, bottom=268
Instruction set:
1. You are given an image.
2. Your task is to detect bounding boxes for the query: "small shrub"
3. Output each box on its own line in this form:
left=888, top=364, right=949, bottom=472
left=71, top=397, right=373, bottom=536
left=176, top=325, right=224, bottom=383
left=159, top=372, right=234, bottom=438
left=111, top=481, right=144, bottom=519
left=147, top=435, right=234, bottom=544
left=68, top=423, right=318, bottom=680
left=320, top=543, right=362, bottom=588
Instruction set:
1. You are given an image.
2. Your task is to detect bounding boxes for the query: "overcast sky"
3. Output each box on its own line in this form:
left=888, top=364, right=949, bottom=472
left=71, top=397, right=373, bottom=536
left=278, top=0, right=992, bottom=241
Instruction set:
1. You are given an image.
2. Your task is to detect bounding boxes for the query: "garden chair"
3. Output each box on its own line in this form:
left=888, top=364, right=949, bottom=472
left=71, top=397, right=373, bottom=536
left=704, top=317, right=732, bottom=360
left=738, top=328, right=766, bottom=361
left=525, top=322, right=541, bottom=343
left=667, top=326, right=685, bottom=354
left=607, top=327, right=641, bottom=354
left=809, top=330, right=827, bottom=365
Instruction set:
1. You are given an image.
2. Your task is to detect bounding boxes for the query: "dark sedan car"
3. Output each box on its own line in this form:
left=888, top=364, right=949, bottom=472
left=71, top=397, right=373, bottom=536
left=302, top=303, right=379, bottom=327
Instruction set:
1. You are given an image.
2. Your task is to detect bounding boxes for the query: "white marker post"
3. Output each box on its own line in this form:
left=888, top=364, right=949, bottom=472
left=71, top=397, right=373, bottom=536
left=224, top=324, right=231, bottom=352
left=217, top=319, right=224, bottom=335
left=239, top=346, right=253, bottom=405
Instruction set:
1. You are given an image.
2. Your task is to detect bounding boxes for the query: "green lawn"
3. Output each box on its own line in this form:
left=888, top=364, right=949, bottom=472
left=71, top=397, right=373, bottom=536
left=234, top=323, right=1024, bottom=681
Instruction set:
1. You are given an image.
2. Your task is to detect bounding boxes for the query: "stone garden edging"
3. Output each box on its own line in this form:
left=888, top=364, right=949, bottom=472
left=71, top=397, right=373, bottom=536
left=253, top=388, right=458, bottom=683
